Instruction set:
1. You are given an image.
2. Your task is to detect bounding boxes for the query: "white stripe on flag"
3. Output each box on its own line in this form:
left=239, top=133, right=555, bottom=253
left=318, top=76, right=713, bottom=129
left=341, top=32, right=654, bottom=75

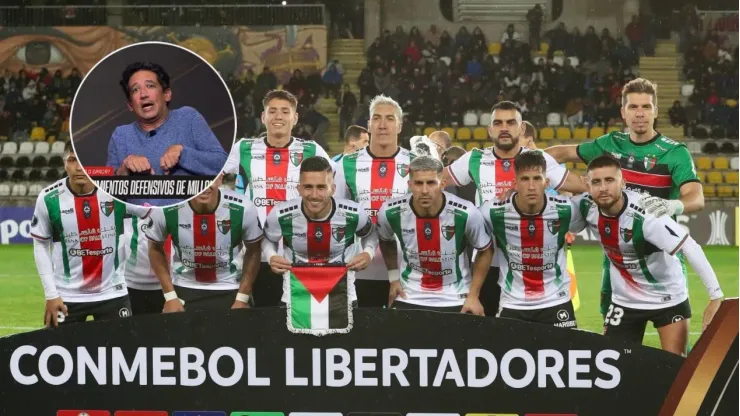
left=311, top=295, right=329, bottom=329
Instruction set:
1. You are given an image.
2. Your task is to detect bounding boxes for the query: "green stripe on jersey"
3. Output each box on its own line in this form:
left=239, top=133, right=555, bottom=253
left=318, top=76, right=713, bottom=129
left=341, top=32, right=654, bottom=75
left=453, top=209, right=468, bottom=287
left=303, top=141, right=317, bottom=159
left=229, top=203, right=245, bottom=274
left=278, top=213, right=294, bottom=262
left=385, top=206, right=412, bottom=281
left=342, top=155, right=358, bottom=201
left=553, top=203, right=571, bottom=285
left=632, top=214, right=665, bottom=291
left=128, top=216, right=139, bottom=266
left=490, top=207, right=513, bottom=292
left=468, top=149, right=483, bottom=205
left=44, top=191, right=71, bottom=280
left=343, top=211, right=359, bottom=256
left=113, top=201, right=126, bottom=269
left=239, top=140, right=254, bottom=200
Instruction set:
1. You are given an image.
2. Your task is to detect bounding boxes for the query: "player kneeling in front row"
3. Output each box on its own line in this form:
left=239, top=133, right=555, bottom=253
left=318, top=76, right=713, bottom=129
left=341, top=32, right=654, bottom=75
left=32, top=142, right=151, bottom=327
left=574, top=155, right=723, bottom=355
left=377, top=156, right=494, bottom=314
left=480, top=151, right=584, bottom=327
left=262, top=156, right=378, bottom=307
left=146, top=175, right=264, bottom=312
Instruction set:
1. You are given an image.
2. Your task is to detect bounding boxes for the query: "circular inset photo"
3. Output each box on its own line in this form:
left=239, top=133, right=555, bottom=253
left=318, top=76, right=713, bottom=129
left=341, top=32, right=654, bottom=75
left=70, top=41, right=236, bottom=207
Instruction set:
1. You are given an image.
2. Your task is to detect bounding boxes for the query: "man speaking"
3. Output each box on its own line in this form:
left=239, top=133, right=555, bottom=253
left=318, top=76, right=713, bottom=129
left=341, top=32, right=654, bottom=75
left=106, top=62, right=228, bottom=206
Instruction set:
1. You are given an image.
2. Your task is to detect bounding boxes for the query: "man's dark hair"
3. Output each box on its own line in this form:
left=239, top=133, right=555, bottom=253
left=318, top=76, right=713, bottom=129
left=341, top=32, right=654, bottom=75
left=523, top=121, right=537, bottom=139
left=514, top=150, right=546, bottom=174
left=491, top=100, right=519, bottom=114
left=587, top=154, right=622, bottom=172
left=343, top=125, right=368, bottom=143
left=64, top=141, right=74, bottom=155
left=119, top=62, right=171, bottom=101
left=299, top=156, right=332, bottom=174
left=442, top=146, right=466, bottom=166
left=262, top=89, right=298, bottom=111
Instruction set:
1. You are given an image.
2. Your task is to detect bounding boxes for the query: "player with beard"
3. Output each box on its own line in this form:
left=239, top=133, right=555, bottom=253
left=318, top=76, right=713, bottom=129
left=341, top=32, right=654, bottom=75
left=146, top=175, right=263, bottom=312
left=222, top=90, right=334, bottom=307
left=572, top=155, right=722, bottom=355
left=333, top=94, right=415, bottom=306
left=442, top=101, right=586, bottom=316
left=545, top=78, right=704, bottom=318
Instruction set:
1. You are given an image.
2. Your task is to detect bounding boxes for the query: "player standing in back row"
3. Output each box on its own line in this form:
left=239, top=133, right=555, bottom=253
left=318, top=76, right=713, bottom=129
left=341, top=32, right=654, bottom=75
left=545, top=78, right=705, bottom=318
left=442, top=101, right=587, bottom=316
left=222, top=90, right=334, bottom=307
left=31, top=142, right=151, bottom=327
left=334, top=94, right=414, bottom=307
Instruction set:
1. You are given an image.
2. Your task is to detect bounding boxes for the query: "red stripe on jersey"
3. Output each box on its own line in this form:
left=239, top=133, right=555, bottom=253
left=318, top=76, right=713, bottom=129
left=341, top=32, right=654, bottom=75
left=265, top=147, right=290, bottom=215
left=307, top=222, right=331, bottom=263
left=495, top=158, right=516, bottom=198
left=192, top=213, right=217, bottom=282
left=369, top=158, right=395, bottom=223
left=519, top=216, right=545, bottom=297
left=622, top=169, right=672, bottom=188
left=74, top=194, right=104, bottom=290
left=598, top=216, right=640, bottom=289
left=415, top=217, right=443, bottom=291
left=164, top=235, right=173, bottom=271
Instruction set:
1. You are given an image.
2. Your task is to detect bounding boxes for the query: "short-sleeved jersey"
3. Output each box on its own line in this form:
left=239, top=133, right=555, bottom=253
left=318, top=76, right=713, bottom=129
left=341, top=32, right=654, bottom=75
left=264, top=197, right=376, bottom=303
left=480, top=193, right=585, bottom=310
left=448, top=146, right=569, bottom=206
left=576, top=131, right=700, bottom=199
left=117, top=216, right=173, bottom=291
left=572, top=190, right=690, bottom=309
left=31, top=178, right=151, bottom=302
left=222, top=137, right=333, bottom=223
left=145, top=190, right=263, bottom=290
left=377, top=192, right=492, bottom=307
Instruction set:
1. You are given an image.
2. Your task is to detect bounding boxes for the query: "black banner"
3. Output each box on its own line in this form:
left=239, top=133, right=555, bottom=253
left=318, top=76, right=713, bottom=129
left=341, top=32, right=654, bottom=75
left=0, top=309, right=691, bottom=415
left=89, top=176, right=216, bottom=199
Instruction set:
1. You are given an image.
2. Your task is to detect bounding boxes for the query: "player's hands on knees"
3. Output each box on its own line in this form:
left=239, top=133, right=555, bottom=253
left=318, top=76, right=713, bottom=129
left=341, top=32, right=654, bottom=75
left=347, top=252, right=371, bottom=271
left=388, top=281, right=407, bottom=308
left=160, top=144, right=184, bottom=174
left=122, top=155, right=155, bottom=175
left=162, top=298, right=185, bottom=313
left=44, top=297, right=67, bottom=328
left=702, top=299, right=722, bottom=331
left=269, top=255, right=292, bottom=274
left=497, top=188, right=515, bottom=202
left=460, top=296, right=485, bottom=316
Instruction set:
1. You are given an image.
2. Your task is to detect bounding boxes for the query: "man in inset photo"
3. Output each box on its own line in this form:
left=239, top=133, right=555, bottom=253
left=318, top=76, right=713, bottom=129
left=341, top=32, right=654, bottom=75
left=106, top=61, right=228, bottom=204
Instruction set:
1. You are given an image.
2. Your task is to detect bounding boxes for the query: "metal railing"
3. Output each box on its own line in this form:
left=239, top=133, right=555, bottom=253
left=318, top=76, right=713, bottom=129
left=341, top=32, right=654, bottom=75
left=0, top=4, right=326, bottom=26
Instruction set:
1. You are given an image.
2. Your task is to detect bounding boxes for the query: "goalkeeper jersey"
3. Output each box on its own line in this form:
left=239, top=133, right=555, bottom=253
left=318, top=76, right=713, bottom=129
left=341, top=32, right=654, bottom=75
left=264, top=197, right=377, bottom=303
left=572, top=190, right=690, bottom=309
left=480, top=193, right=585, bottom=310
left=145, top=190, right=263, bottom=290
left=377, top=192, right=492, bottom=307
left=30, top=178, right=151, bottom=302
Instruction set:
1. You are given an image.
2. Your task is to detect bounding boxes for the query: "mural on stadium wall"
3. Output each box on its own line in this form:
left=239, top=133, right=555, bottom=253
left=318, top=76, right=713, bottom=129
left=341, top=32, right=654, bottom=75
left=0, top=25, right=327, bottom=83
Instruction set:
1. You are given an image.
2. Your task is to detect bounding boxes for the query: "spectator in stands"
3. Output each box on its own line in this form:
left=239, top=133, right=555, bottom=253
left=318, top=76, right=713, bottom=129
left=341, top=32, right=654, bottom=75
left=426, top=24, right=442, bottom=46
left=67, top=68, right=82, bottom=94
left=526, top=4, right=544, bottom=51
left=455, top=26, right=472, bottom=50
left=566, top=27, right=584, bottom=61
left=408, top=26, right=425, bottom=49
left=669, top=100, right=687, bottom=127
left=374, top=67, right=392, bottom=96
left=625, top=15, right=642, bottom=57
left=337, top=83, right=357, bottom=136
left=404, top=40, right=422, bottom=63
left=391, top=26, right=408, bottom=47
left=438, top=30, right=455, bottom=59
left=467, top=56, right=483, bottom=80
left=613, top=38, right=635, bottom=67
left=500, top=24, right=521, bottom=61
left=545, top=22, right=568, bottom=58
left=286, top=69, right=306, bottom=97
left=583, top=26, right=601, bottom=62
left=565, top=97, right=584, bottom=130
left=255, top=67, right=277, bottom=109
left=322, top=61, right=344, bottom=99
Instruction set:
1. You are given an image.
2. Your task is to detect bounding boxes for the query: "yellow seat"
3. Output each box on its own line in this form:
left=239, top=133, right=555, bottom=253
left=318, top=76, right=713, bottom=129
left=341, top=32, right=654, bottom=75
left=473, top=127, right=488, bottom=140
left=707, top=171, right=723, bottom=184
left=539, top=127, right=555, bottom=140
left=30, top=126, right=46, bottom=141
left=703, top=185, right=716, bottom=197
left=442, top=127, right=456, bottom=138
left=556, top=127, right=572, bottom=139
left=695, top=157, right=712, bottom=171
left=725, top=171, right=739, bottom=184
left=537, top=141, right=548, bottom=149
left=697, top=171, right=708, bottom=183
left=714, top=157, right=729, bottom=170
left=589, top=126, right=605, bottom=138
left=607, top=126, right=621, bottom=133
left=423, top=127, right=435, bottom=136
left=465, top=142, right=479, bottom=151
left=488, top=42, right=501, bottom=55
left=451, top=141, right=463, bottom=148
left=717, top=185, right=734, bottom=198
left=540, top=42, right=549, bottom=53
left=456, top=128, right=471, bottom=141
left=573, top=127, right=588, bottom=140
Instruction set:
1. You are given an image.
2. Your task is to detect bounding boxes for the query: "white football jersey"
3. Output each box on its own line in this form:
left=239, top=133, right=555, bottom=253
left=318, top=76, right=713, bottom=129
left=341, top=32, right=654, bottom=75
left=31, top=178, right=151, bottom=302
left=377, top=192, right=492, bottom=307
left=117, top=215, right=173, bottom=291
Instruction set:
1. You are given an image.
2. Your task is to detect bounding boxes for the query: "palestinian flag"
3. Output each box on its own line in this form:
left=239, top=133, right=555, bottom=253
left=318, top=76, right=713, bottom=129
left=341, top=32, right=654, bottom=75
left=286, top=265, right=352, bottom=336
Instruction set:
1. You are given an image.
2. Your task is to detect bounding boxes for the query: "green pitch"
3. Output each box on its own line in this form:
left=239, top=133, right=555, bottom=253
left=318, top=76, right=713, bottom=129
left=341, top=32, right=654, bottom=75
left=0, top=245, right=737, bottom=350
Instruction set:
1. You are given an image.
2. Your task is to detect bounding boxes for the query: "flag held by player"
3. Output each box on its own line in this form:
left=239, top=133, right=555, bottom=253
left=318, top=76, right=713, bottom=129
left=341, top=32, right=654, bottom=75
left=286, top=264, right=352, bottom=336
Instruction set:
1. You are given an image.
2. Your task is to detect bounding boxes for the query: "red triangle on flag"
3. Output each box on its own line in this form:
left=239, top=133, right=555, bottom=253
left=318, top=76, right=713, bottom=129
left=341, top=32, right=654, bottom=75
left=292, top=266, right=347, bottom=303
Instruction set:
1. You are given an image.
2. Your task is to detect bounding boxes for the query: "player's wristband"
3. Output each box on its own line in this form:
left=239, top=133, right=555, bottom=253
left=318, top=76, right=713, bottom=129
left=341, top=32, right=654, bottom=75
left=236, top=293, right=251, bottom=303
left=388, top=269, right=400, bottom=282
left=163, top=291, right=179, bottom=302
left=670, top=200, right=685, bottom=216
left=363, top=247, right=375, bottom=260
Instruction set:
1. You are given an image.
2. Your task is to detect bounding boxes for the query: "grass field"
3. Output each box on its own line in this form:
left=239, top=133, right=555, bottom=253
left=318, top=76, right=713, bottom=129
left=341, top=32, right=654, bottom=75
left=0, top=245, right=737, bottom=350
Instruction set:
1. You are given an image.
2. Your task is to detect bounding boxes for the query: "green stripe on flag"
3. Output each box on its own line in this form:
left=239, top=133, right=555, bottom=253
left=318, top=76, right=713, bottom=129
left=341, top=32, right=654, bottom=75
left=229, top=203, right=245, bottom=274
left=632, top=215, right=665, bottom=290
left=239, top=140, right=254, bottom=200
left=45, top=191, right=70, bottom=280
left=278, top=212, right=294, bottom=262
left=553, top=203, right=571, bottom=285
left=490, top=207, right=513, bottom=292
left=386, top=206, right=412, bottom=281
left=290, top=272, right=312, bottom=329
left=468, top=149, right=483, bottom=206
left=343, top=155, right=358, bottom=201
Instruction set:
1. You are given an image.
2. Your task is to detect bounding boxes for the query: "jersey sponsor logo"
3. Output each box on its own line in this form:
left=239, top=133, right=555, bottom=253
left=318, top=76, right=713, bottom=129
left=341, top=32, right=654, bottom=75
left=423, top=222, right=433, bottom=240
left=378, top=161, right=388, bottom=178
left=200, top=218, right=209, bottom=235
left=620, top=227, right=632, bottom=242
left=217, top=219, right=231, bottom=234
left=356, top=167, right=370, bottom=172
left=179, top=223, right=192, bottom=229
left=290, top=152, right=303, bottom=166
left=82, top=200, right=92, bottom=219
left=505, top=224, right=518, bottom=231
left=68, top=247, right=114, bottom=256
left=547, top=219, right=561, bottom=234
left=509, top=262, right=554, bottom=272
left=62, top=207, right=74, bottom=214
left=254, top=197, right=277, bottom=208
left=332, top=226, right=346, bottom=242
left=643, top=156, right=657, bottom=171
left=557, top=309, right=570, bottom=321
left=397, top=163, right=409, bottom=177
left=442, top=225, right=456, bottom=240
left=100, top=201, right=114, bottom=217
left=401, top=227, right=415, bottom=235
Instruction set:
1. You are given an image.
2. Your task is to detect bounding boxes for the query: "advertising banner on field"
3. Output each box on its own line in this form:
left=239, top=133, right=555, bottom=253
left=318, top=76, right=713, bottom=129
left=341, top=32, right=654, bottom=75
left=0, top=207, right=34, bottom=244
left=0, top=306, right=736, bottom=415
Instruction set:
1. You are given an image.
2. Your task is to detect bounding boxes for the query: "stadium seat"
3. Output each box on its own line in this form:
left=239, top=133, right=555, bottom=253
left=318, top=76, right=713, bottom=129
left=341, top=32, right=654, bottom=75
left=28, top=183, right=44, bottom=196
left=539, top=42, right=549, bottom=53
left=731, top=157, right=739, bottom=170
left=692, top=126, right=709, bottom=139
left=707, top=171, right=723, bottom=184
left=714, top=157, right=729, bottom=170
left=539, top=127, right=555, bottom=140
left=46, top=169, right=62, bottom=181
left=724, top=172, right=739, bottom=184
left=0, top=169, right=7, bottom=181
left=35, top=141, right=50, bottom=154
left=32, top=155, right=46, bottom=168
left=11, top=170, right=26, bottom=182
left=28, top=169, right=42, bottom=181
left=463, top=112, right=478, bottom=126
left=50, top=141, right=66, bottom=154
left=488, top=42, right=501, bottom=55
left=695, top=157, right=712, bottom=170
left=423, top=127, right=435, bottom=136
left=717, top=185, right=733, bottom=198
left=0, top=183, right=9, bottom=196
left=2, top=141, right=17, bottom=155
left=14, top=156, right=30, bottom=169
left=18, top=142, right=33, bottom=155
left=681, top=84, right=694, bottom=97
left=553, top=56, right=565, bottom=66
left=607, top=126, right=621, bottom=133
left=703, top=185, right=716, bottom=197
left=30, top=126, right=46, bottom=141
left=0, top=156, right=13, bottom=168
left=573, top=127, right=588, bottom=140
left=465, top=142, right=479, bottom=151
left=556, top=127, right=572, bottom=139
left=567, top=56, right=579, bottom=67
left=48, top=155, right=63, bottom=168
left=536, top=141, right=548, bottom=149
left=720, top=142, right=736, bottom=154
left=456, top=128, right=472, bottom=140
left=479, top=112, right=491, bottom=126
left=546, top=113, right=561, bottom=126
left=686, top=141, right=701, bottom=154
left=696, top=171, right=707, bottom=183
left=702, top=142, right=719, bottom=154
left=11, top=183, right=27, bottom=196
left=473, top=127, right=488, bottom=140
left=451, top=141, right=463, bottom=148
left=710, top=127, right=726, bottom=139
left=589, top=126, right=605, bottom=138
left=442, top=127, right=456, bottom=138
